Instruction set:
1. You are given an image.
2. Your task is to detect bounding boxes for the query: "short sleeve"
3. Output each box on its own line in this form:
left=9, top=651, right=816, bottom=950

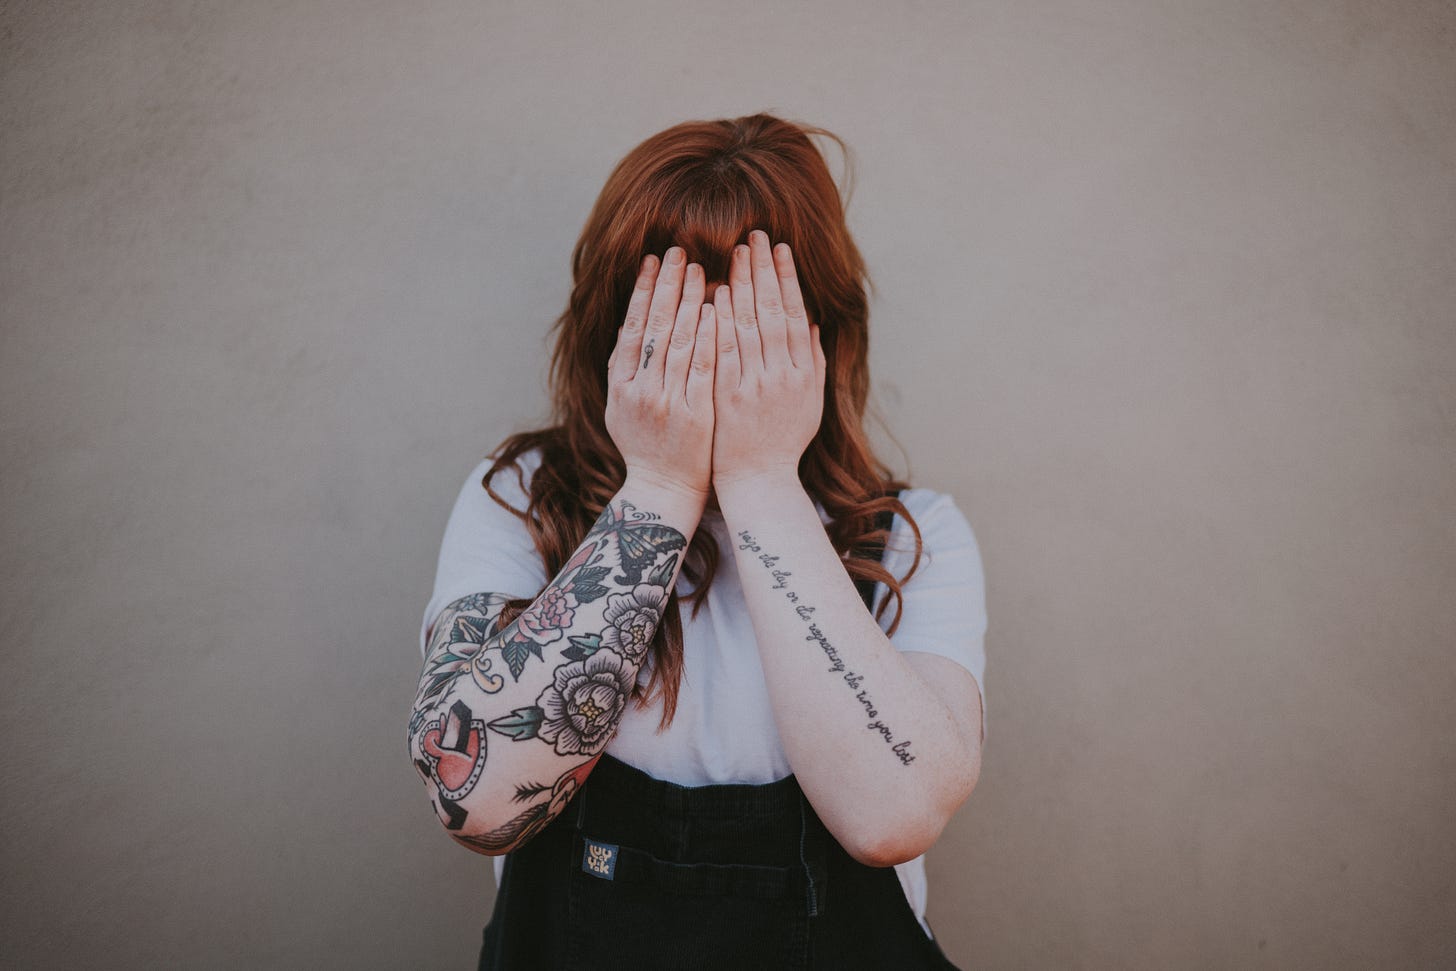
left=870, top=488, right=989, bottom=742
left=417, top=449, right=549, bottom=659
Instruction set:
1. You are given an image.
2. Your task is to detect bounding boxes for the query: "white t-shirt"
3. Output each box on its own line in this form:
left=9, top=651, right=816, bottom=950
left=418, top=447, right=988, bottom=939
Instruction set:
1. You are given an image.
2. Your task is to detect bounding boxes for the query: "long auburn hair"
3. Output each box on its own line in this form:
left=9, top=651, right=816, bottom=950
left=480, top=112, right=924, bottom=731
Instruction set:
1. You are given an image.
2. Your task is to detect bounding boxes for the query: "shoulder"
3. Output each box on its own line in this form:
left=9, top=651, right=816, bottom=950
left=883, top=486, right=982, bottom=567
left=459, top=444, right=546, bottom=512
left=432, top=445, right=550, bottom=559
left=890, top=486, right=956, bottom=519
left=421, top=446, right=549, bottom=659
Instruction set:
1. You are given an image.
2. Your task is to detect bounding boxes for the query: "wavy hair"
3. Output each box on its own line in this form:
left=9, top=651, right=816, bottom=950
left=480, top=112, right=924, bottom=731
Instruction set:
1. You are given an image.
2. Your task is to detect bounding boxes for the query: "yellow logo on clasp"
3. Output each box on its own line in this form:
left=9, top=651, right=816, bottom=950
left=586, top=843, right=615, bottom=875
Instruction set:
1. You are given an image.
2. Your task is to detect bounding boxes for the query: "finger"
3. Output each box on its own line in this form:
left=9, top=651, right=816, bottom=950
left=728, top=243, right=764, bottom=377
left=686, top=303, right=716, bottom=409
left=664, top=262, right=705, bottom=397
left=640, top=246, right=686, bottom=388
left=775, top=243, right=812, bottom=370
left=713, top=284, right=740, bottom=394
left=749, top=230, right=790, bottom=371
left=612, top=254, right=659, bottom=385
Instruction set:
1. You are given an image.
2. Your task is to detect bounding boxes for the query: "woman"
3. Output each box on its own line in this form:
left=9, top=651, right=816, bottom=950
left=409, top=112, right=987, bottom=970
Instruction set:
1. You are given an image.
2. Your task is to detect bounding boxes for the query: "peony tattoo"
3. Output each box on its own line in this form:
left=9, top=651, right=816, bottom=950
left=517, top=585, right=579, bottom=645
left=477, top=510, right=686, bottom=761
left=599, top=583, right=667, bottom=664
left=533, top=649, right=636, bottom=755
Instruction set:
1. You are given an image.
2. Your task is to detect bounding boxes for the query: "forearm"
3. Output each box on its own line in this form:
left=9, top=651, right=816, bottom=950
left=407, top=474, right=703, bottom=855
left=715, top=471, right=978, bottom=866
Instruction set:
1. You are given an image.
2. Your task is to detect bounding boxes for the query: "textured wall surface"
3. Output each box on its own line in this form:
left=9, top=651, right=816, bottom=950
left=2, top=1, right=1452, bottom=968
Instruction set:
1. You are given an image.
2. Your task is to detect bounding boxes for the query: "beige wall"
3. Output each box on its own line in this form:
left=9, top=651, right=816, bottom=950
left=2, top=1, right=1452, bottom=967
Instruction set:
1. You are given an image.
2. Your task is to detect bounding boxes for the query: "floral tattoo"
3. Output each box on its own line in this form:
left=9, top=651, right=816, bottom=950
left=408, top=498, right=687, bottom=837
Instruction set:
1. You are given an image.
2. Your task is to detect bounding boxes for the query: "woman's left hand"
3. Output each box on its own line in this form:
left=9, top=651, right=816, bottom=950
left=710, top=230, right=826, bottom=490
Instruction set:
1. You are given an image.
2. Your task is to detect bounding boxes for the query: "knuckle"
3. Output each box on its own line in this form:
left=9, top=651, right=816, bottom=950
left=690, top=355, right=714, bottom=375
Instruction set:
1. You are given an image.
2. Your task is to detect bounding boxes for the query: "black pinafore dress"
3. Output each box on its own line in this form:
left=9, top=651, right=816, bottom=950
left=476, top=499, right=963, bottom=970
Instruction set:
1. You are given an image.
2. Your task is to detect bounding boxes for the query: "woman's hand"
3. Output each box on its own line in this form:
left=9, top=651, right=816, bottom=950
left=605, top=246, right=718, bottom=505
left=710, top=230, right=826, bottom=490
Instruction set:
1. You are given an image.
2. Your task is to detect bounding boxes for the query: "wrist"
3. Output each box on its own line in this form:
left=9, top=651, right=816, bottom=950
left=620, top=467, right=709, bottom=527
left=712, top=466, right=805, bottom=506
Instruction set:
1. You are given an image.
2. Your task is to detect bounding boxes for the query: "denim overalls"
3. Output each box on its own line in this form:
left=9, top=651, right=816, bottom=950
left=476, top=497, right=964, bottom=970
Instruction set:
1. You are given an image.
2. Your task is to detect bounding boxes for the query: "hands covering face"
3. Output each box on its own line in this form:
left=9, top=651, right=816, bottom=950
left=605, top=230, right=826, bottom=504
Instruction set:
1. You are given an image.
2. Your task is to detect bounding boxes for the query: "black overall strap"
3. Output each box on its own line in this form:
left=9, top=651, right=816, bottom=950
left=850, top=490, right=901, bottom=613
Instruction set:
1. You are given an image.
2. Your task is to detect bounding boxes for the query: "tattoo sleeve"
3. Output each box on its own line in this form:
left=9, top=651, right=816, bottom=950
left=407, top=483, right=701, bottom=855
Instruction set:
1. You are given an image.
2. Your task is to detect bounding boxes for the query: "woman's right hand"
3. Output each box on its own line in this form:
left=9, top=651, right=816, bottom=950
left=605, top=246, right=718, bottom=507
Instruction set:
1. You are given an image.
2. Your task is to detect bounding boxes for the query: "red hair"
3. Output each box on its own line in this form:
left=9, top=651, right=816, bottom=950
left=481, top=112, right=924, bottom=730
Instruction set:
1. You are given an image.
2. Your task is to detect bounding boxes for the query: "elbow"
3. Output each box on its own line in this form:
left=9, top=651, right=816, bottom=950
left=434, top=812, right=522, bottom=858
left=840, top=791, right=948, bottom=868
left=845, top=745, right=982, bottom=870
left=848, top=837, right=925, bottom=869
left=448, top=827, right=515, bottom=857
left=409, top=704, right=528, bottom=856
left=444, top=799, right=553, bottom=858
left=408, top=760, right=520, bottom=857
left=845, top=810, right=945, bottom=868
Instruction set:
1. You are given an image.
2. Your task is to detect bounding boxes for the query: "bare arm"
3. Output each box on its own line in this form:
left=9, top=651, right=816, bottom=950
left=707, top=232, right=980, bottom=867
left=407, top=478, right=703, bottom=855
left=717, top=472, right=981, bottom=867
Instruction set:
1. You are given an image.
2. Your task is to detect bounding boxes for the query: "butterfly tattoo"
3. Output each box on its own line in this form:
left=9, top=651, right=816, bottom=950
left=588, top=500, right=687, bottom=586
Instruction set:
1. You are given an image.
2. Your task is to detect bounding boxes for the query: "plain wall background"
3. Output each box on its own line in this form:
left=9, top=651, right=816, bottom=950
left=2, top=1, right=1452, bottom=967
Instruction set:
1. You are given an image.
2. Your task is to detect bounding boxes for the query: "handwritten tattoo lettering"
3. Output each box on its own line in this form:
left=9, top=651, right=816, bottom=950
left=737, top=529, right=916, bottom=766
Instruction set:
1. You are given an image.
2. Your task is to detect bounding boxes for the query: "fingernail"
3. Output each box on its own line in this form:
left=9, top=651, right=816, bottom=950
left=667, top=247, right=684, bottom=265
left=643, top=254, right=657, bottom=271
left=751, top=230, right=767, bottom=244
